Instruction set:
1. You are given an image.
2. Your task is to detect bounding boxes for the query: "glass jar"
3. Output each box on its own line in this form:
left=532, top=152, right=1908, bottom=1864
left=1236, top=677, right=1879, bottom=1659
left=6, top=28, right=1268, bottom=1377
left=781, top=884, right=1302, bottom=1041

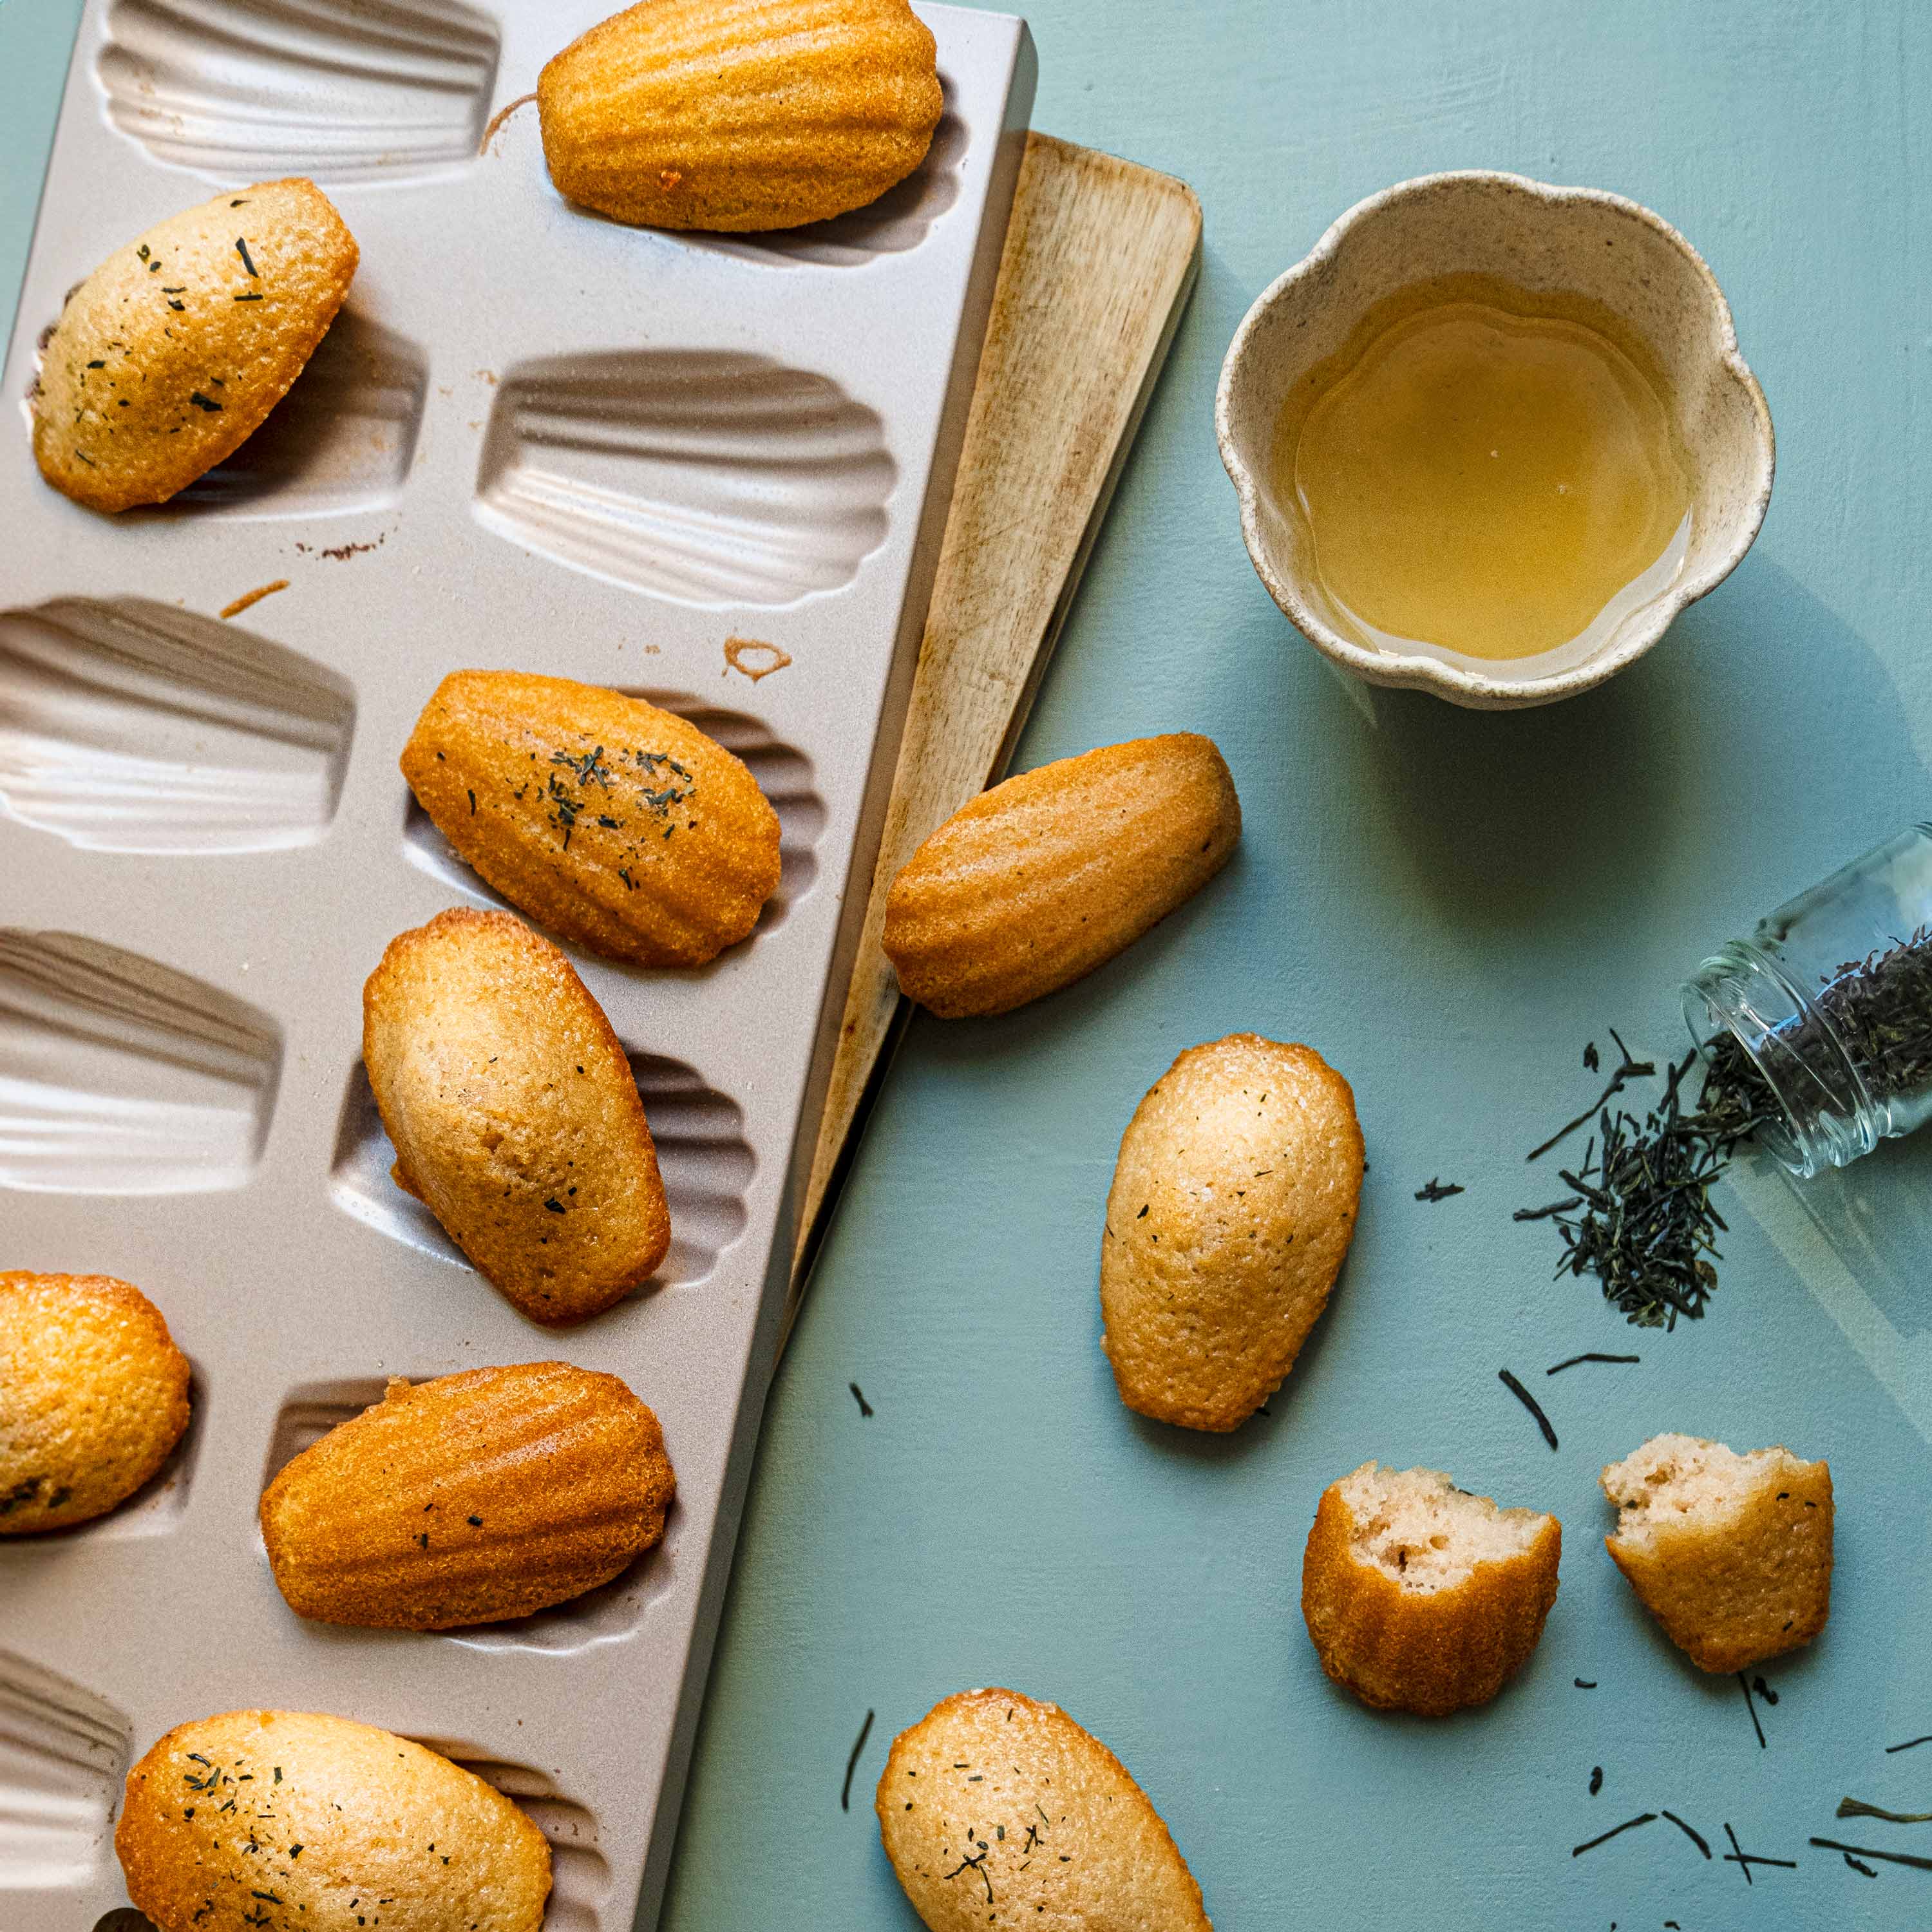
left=1683, top=824, right=1932, bottom=1178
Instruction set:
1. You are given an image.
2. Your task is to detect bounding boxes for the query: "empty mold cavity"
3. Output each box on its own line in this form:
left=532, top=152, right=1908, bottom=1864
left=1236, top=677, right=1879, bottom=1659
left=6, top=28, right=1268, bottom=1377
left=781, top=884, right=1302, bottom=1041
left=401, top=690, right=824, bottom=936
left=418, top=1754, right=610, bottom=1932
left=144, top=311, right=428, bottom=520
left=97, top=0, right=501, bottom=185
left=0, top=931, right=279, bottom=1195
left=330, top=1050, right=752, bottom=1289
left=685, top=106, right=967, bottom=269
left=0, top=1652, right=132, bottom=1889
left=474, top=351, right=894, bottom=608
left=0, top=596, right=354, bottom=855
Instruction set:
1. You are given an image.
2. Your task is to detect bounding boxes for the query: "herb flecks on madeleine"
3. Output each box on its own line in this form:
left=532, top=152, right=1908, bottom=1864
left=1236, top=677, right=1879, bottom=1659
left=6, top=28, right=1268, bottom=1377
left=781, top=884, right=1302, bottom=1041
left=117, top=1710, right=551, bottom=1932
left=262, top=1363, right=674, bottom=1630
left=402, top=671, right=781, bottom=969
left=362, top=907, right=670, bottom=1325
left=876, top=1688, right=1211, bottom=1932
left=32, top=177, right=357, bottom=514
left=537, top=0, right=942, bottom=232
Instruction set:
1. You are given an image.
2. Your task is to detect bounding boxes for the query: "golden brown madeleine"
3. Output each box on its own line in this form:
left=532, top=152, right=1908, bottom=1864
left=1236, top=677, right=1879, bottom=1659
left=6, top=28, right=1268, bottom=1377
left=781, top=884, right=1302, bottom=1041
left=32, top=178, right=357, bottom=514
left=1301, top=1463, right=1562, bottom=1718
left=117, top=1709, right=551, bottom=1932
left=0, top=1271, right=190, bottom=1533
left=1602, top=1432, right=1833, bottom=1672
left=538, top=0, right=942, bottom=232
left=883, top=734, right=1242, bottom=1018
left=876, top=1688, right=1212, bottom=1932
left=363, top=908, right=669, bottom=1324
left=1100, top=1032, right=1361, bottom=1431
left=261, top=1363, right=675, bottom=1630
left=401, top=670, right=781, bottom=968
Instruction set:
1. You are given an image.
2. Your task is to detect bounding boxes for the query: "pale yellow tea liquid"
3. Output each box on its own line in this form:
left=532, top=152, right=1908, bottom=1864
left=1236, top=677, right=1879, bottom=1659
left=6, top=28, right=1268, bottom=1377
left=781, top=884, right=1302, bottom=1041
left=1278, top=283, right=1693, bottom=663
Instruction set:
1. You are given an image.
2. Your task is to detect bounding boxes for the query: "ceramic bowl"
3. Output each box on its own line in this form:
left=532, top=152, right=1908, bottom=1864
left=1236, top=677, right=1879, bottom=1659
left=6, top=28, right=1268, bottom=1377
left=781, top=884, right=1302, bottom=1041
left=1215, top=171, right=1774, bottom=710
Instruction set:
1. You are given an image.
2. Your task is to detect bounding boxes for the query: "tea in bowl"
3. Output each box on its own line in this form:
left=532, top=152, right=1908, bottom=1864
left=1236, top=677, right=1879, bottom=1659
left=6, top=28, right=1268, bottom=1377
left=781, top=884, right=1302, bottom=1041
left=1216, top=172, right=1774, bottom=709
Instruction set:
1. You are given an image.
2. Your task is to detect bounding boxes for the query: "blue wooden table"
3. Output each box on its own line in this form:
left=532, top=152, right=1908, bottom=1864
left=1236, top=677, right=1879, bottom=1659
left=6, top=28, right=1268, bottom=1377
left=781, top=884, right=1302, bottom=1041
left=6, top=5, right=1928, bottom=1928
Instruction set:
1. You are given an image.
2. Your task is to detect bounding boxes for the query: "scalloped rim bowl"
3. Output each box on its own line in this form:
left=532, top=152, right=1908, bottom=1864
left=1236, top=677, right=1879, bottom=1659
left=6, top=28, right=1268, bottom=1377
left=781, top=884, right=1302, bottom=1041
left=1216, top=171, right=1775, bottom=710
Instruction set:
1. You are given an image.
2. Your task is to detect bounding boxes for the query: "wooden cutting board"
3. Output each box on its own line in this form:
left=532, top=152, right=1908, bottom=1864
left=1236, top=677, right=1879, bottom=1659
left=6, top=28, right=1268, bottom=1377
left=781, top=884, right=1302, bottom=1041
left=786, top=132, right=1202, bottom=1323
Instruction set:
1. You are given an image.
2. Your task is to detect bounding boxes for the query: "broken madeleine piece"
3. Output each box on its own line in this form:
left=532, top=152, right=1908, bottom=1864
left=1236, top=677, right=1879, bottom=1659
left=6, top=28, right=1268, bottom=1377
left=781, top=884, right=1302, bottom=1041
left=261, top=1363, right=675, bottom=1630
left=884, top=733, right=1242, bottom=1018
left=876, top=1688, right=1211, bottom=1932
left=1302, top=1462, right=1563, bottom=1717
left=362, top=907, right=670, bottom=1325
left=1601, top=1432, right=1833, bottom=1672
left=538, top=0, right=942, bottom=232
left=32, top=177, right=357, bottom=513
left=402, top=671, right=781, bottom=969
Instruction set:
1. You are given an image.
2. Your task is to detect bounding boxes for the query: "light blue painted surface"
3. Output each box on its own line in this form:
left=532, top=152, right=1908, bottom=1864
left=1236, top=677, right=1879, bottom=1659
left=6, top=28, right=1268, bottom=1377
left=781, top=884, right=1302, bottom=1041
left=4, top=4, right=1929, bottom=1927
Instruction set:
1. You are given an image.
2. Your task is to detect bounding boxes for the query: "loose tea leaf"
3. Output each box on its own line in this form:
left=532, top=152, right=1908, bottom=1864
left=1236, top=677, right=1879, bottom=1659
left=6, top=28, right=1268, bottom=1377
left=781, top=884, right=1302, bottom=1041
left=1837, top=1797, right=1932, bottom=1824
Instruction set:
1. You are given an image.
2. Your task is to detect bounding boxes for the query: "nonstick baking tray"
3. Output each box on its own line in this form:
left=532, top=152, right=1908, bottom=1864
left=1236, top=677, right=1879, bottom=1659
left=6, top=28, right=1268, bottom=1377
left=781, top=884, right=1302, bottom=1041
left=0, top=3, right=1035, bottom=1925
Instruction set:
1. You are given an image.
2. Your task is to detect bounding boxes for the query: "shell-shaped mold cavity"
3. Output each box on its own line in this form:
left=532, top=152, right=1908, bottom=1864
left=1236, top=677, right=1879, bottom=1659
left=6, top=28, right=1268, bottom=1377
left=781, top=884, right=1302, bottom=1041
left=96, top=0, right=501, bottom=185
left=683, top=107, right=967, bottom=269
left=258, top=1377, right=675, bottom=1656
left=0, top=596, right=354, bottom=855
left=0, top=1651, right=133, bottom=1889
left=330, top=1049, right=750, bottom=1289
left=473, top=351, right=894, bottom=608
left=0, top=932, right=279, bottom=1195
left=413, top=1753, right=611, bottom=1932
left=147, top=311, right=428, bottom=520
left=401, top=690, right=824, bottom=938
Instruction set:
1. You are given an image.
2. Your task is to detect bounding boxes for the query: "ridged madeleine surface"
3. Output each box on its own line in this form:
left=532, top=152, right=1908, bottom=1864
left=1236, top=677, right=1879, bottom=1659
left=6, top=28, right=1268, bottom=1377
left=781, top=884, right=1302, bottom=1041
left=1301, top=1464, right=1562, bottom=1717
left=1101, top=1033, right=1362, bottom=1431
left=0, top=1271, right=191, bottom=1533
left=877, top=1688, right=1212, bottom=1932
left=32, top=178, right=357, bottom=513
left=363, top=908, right=669, bottom=1324
left=401, top=670, right=781, bottom=967
left=117, top=1709, right=551, bottom=1932
left=1602, top=1432, right=1833, bottom=1672
left=884, top=734, right=1241, bottom=1018
left=538, top=0, right=942, bottom=231
left=261, top=1363, right=674, bottom=1629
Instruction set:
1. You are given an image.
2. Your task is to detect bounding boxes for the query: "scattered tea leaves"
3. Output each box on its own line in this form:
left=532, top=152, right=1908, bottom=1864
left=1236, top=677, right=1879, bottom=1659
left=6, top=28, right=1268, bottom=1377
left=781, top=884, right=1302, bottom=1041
left=1812, top=1836, right=1932, bottom=1873
left=1838, top=1798, right=1932, bottom=1824
left=1661, top=1810, right=1712, bottom=1858
left=1497, top=1368, right=1558, bottom=1450
left=1723, top=1822, right=1795, bottom=1883
left=1572, top=1812, right=1656, bottom=1857
left=1414, top=1177, right=1464, bottom=1202
left=1739, top=1672, right=1767, bottom=1749
left=840, top=1709, right=874, bottom=1812
left=1530, top=1050, right=1756, bottom=1329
